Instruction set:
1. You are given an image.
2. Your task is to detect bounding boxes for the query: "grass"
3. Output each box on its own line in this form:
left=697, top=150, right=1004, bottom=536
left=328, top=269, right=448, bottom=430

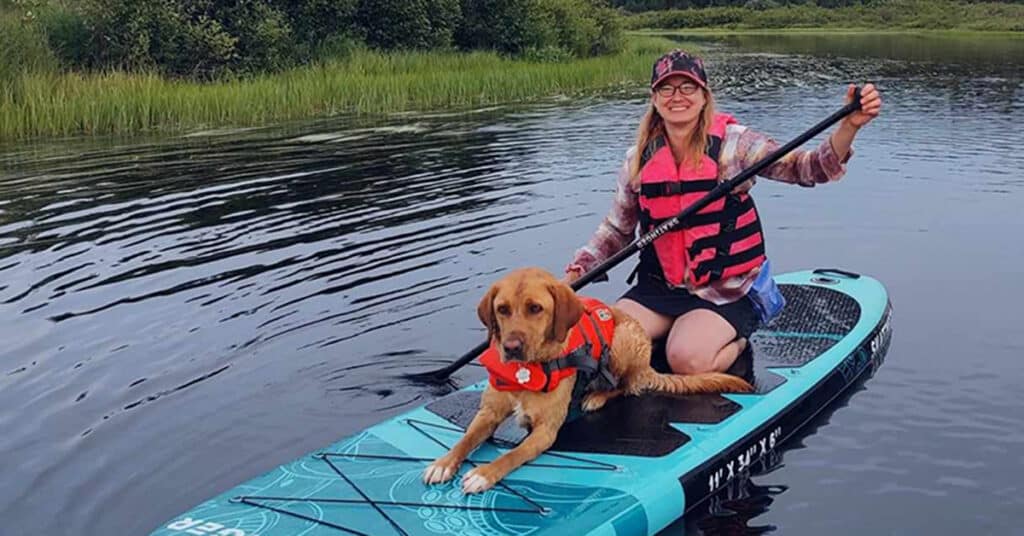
left=622, top=1, right=1024, bottom=33
left=0, top=37, right=676, bottom=141
left=632, top=27, right=1024, bottom=38
left=6, top=0, right=1020, bottom=142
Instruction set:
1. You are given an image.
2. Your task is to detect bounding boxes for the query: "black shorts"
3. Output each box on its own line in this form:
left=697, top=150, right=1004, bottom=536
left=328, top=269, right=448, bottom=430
left=619, top=275, right=760, bottom=340
left=620, top=275, right=760, bottom=383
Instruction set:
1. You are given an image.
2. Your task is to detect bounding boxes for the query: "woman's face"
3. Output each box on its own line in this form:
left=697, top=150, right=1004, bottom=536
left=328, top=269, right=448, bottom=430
left=651, top=75, right=706, bottom=127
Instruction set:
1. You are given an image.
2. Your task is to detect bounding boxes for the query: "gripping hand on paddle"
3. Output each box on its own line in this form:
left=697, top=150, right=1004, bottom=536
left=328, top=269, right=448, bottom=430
left=829, top=83, right=881, bottom=161
left=844, top=83, right=882, bottom=129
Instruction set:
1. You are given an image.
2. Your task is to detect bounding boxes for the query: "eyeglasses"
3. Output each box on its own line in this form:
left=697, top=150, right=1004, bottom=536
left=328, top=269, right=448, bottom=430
left=655, top=82, right=700, bottom=98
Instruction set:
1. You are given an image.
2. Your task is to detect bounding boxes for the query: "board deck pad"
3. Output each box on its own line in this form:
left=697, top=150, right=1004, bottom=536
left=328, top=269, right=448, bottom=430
left=152, top=269, right=892, bottom=536
left=425, top=283, right=863, bottom=455
left=427, top=389, right=743, bottom=455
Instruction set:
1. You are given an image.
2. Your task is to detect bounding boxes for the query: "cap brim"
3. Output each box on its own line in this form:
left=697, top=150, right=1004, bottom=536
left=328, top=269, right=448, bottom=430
left=651, top=71, right=707, bottom=90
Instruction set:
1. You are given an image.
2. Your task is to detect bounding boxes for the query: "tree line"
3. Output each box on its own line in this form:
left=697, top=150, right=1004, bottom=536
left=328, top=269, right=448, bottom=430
left=2, top=0, right=623, bottom=80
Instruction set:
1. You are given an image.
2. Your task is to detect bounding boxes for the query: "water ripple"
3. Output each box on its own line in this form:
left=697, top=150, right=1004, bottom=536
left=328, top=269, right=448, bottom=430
left=1, top=33, right=1023, bottom=536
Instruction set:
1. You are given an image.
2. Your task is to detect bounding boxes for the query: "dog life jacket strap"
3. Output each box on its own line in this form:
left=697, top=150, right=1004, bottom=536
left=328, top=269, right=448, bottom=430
left=543, top=313, right=619, bottom=392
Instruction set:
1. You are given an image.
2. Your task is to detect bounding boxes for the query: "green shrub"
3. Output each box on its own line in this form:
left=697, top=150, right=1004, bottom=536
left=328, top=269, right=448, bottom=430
left=216, top=1, right=295, bottom=74
left=456, top=0, right=554, bottom=55
left=591, top=3, right=626, bottom=55
left=74, top=0, right=295, bottom=79
left=456, top=0, right=623, bottom=58
left=36, top=6, right=92, bottom=69
left=356, top=0, right=462, bottom=50
left=540, top=0, right=602, bottom=57
left=275, top=0, right=357, bottom=46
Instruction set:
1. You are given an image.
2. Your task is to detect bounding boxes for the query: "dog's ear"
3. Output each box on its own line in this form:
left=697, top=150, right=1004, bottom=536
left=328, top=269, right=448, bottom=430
left=547, top=281, right=584, bottom=342
left=477, top=283, right=500, bottom=342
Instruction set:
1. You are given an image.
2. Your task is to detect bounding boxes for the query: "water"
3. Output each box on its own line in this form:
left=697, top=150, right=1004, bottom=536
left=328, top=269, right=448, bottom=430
left=2, top=33, right=1022, bottom=535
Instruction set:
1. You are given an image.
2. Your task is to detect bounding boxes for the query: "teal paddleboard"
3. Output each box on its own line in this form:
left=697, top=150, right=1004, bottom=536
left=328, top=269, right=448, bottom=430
left=151, top=268, right=892, bottom=536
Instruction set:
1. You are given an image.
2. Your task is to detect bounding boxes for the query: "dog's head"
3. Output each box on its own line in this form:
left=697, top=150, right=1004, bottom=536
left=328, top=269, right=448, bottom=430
left=477, top=267, right=584, bottom=364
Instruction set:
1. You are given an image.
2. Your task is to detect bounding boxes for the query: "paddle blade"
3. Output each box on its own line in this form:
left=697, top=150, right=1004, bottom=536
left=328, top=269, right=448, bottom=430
left=400, top=340, right=489, bottom=384
left=400, top=368, right=458, bottom=384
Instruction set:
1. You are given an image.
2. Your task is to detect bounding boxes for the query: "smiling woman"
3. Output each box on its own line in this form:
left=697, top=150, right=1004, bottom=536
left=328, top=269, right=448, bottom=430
left=563, top=48, right=882, bottom=378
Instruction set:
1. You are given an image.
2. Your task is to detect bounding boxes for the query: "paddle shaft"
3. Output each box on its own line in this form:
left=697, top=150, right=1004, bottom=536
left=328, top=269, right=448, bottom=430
left=409, top=89, right=863, bottom=382
left=572, top=91, right=862, bottom=289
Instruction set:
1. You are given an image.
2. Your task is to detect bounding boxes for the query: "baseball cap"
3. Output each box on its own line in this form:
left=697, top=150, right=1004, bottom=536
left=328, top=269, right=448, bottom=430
left=651, top=49, right=708, bottom=90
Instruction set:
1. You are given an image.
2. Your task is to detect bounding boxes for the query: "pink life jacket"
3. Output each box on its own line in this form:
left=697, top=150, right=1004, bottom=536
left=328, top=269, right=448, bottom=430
left=636, top=112, right=766, bottom=288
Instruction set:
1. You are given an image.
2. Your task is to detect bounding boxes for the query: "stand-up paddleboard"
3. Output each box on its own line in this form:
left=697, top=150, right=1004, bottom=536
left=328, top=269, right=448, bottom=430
left=153, top=267, right=892, bottom=536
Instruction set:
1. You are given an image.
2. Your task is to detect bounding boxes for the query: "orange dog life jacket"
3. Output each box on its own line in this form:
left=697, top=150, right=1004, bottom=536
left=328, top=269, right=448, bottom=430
left=478, top=297, right=619, bottom=393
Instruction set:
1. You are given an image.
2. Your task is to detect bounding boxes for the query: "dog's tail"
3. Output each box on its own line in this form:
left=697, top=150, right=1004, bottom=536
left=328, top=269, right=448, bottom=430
left=631, top=369, right=754, bottom=395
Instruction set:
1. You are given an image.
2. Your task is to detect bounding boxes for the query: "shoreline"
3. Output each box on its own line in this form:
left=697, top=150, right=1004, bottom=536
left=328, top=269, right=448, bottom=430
left=1, top=38, right=674, bottom=143
left=630, top=28, right=1024, bottom=38
left=4, top=22, right=1021, bottom=143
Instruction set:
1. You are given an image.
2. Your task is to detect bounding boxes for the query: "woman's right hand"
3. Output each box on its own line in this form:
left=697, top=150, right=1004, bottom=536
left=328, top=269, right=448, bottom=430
left=561, top=268, right=582, bottom=286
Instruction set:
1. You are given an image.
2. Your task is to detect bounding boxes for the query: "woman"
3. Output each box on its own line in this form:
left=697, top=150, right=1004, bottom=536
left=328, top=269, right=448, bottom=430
left=563, top=49, right=882, bottom=376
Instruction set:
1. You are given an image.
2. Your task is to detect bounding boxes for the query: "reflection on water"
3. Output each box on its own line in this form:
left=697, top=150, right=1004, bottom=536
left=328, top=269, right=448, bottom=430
left=1, top=32, right=1022, bottom=535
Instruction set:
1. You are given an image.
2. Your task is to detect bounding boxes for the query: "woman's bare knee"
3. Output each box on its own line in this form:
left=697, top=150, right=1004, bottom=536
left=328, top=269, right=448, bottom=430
left=666, top=345, right=715, bottom=375
left=614, top=298, right=671, bottom=340
left=665, top=310, right=737, bottom=374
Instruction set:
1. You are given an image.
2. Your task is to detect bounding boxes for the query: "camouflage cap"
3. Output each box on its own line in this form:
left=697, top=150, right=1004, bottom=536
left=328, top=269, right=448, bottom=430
left=651, top=49, right=708, bottom=90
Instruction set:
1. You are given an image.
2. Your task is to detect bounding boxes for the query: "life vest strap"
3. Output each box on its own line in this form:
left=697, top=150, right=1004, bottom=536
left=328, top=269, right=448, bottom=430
left=544, top=345, right=595, bottom=376
left=707, top=135, right=723, bottom=162
left=640, top=179, right=718, bottom=198
left=586, top=311, right=619, bottom=391
left=688, top=218, right=763, bottom=258
left=639, top=194, right=754, bottom=230
left=692, top=242, right=766, bottom=279
left=542, top=312, right=619, bottom=392
left=640, top=135, right=667, bottom=167
left=638, top=133, right=723, bottom=170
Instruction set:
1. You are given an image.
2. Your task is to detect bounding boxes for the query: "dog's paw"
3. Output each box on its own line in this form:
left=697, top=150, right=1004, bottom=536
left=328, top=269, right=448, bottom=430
left=581, top=392, right=608, bottom=412
left=423, top=457, right=461, bottom=485
left=461, top=465, right=500, bottom=494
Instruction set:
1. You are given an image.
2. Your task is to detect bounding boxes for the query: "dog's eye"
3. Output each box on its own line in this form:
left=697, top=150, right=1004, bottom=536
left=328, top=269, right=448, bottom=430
left=496, top=304, right=511, bottom=316
left=527, top=303, right=543, bottom=315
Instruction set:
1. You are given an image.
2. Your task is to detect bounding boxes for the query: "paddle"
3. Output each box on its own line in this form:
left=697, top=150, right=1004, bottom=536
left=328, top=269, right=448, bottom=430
left=403, top=88, right=863, bottom=384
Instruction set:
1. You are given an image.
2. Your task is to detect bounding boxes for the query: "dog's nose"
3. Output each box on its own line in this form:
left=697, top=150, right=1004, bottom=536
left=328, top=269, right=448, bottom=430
left=502, top=333, right=525, bottom=360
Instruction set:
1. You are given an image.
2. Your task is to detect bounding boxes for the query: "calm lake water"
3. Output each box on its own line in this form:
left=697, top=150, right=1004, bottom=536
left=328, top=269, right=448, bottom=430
left=2, top=33, right=1022, bottom=535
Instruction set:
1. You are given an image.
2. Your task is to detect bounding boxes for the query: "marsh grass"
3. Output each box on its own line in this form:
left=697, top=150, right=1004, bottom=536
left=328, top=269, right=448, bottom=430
left=1, top=37, right=675, bottom=140
left=623, top=1, right=1024, bottom=33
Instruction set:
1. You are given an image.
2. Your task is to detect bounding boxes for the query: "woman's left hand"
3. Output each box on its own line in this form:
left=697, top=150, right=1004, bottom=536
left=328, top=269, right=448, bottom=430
left=844, top=83, right=882, bottom=129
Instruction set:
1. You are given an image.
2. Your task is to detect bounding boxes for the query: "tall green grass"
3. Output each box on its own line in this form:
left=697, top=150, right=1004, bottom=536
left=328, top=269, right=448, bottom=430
left=623, top=0, right=1024, bottom=32
left=0, top=37, right=674, bottom=141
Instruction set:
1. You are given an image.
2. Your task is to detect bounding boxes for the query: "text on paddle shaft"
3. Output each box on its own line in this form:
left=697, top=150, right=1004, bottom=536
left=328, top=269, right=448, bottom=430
left=708, top=426, right=782, bottom=492
left=637, top=218, right=680, bottom=248
left=167, top=518, right=256, bottom=536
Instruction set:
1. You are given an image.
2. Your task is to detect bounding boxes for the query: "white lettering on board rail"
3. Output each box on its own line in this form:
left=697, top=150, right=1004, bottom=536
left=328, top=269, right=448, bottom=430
left=707, top=426, right=782, bottom=493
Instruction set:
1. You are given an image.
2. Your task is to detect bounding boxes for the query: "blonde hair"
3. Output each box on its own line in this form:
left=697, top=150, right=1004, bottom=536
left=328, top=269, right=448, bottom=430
left=629, top=90, right=717, bottom=189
